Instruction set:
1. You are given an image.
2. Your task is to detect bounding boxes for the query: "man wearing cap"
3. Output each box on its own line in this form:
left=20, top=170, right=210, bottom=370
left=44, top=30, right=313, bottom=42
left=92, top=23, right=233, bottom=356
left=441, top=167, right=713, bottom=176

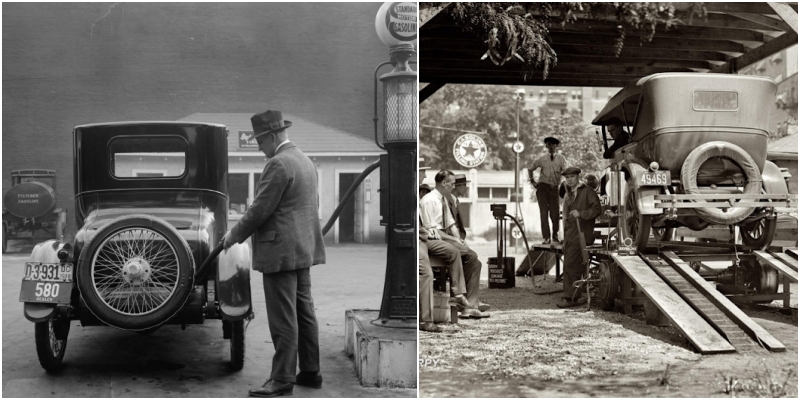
left=558, top=166, right=601, bottom=308
left=528, top=137, right=567, bottom=244
left=223, top=110, right=325, bottom=397
left=420, top=170, right=489, bottom=319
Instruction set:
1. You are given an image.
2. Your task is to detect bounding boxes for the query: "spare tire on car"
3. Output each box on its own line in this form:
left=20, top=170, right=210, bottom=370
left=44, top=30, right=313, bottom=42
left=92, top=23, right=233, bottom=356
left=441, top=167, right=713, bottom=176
left=77, top=214, right=194, bottom=331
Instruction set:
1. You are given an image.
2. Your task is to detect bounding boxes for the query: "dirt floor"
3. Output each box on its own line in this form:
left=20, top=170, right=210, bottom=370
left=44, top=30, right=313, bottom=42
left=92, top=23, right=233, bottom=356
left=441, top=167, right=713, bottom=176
left=419, top=242, right=798, bottom=398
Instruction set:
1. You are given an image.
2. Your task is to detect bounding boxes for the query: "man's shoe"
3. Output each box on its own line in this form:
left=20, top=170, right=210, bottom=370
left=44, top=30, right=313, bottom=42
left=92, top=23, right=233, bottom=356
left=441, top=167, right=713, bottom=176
left=542, top=238, right=552, bottom=244
left=248, top=379, right=293, bottom=398
left=296, top=371, right=323, bottom=389
left=449, top=295, right=471, bottom=310
left=556, top=298, right=576, bottom=308
left=552, top=234, right=561, bottom=243
left=461, top=308, right=490, bottom=318
left=419, top=322, right=443, bottom=332
left=478, top=301, right=491, bottom=312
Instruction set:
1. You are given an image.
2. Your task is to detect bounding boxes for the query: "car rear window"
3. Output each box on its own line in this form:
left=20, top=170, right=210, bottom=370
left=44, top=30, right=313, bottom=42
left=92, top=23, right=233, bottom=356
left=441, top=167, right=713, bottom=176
left=109, top=136, right=188, bottom=178
left=692, top=91, right=738, bottom=112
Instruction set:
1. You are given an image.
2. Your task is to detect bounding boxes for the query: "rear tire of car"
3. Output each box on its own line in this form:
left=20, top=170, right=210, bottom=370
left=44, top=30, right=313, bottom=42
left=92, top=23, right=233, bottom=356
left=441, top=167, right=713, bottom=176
left=35, top=316, right=70, bottom=373
left=741, top=216, right=778, bottom=251
left=625, top=186, right=651, bottom=252
left=229, top=319, right=245, bottom=371
left=77, top=215, right=194, bottom=331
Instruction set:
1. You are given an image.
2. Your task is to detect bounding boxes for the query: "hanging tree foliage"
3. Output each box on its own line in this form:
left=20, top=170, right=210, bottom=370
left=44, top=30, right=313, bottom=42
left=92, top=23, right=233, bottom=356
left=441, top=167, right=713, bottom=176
left=421, top=2, right=706, bottom=81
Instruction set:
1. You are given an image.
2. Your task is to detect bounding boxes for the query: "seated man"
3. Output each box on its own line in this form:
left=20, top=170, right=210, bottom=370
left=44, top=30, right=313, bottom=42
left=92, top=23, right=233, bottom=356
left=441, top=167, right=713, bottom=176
left=420, top=170, right=489, bottom=319
left=602, top=118, right=630, bottom=159
left=419, top=225, right=442, bottom=333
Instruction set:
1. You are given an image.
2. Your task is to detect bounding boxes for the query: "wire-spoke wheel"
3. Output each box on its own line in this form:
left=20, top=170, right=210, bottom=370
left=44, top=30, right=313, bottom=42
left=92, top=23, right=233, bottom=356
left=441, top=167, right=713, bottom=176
left=35, top=316, right=70, bottom=373
left=625, top=187, right=651, bottom=252
left=78, top=215, right=193, bottom=330
left=741, top=216, right=777, bottom=251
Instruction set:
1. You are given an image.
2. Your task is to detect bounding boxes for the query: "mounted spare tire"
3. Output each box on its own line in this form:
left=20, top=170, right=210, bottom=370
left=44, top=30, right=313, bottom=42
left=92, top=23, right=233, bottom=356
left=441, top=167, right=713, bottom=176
left=77, top=214, right=194, bottom=330
left=680, top=141, right=762, bottom=225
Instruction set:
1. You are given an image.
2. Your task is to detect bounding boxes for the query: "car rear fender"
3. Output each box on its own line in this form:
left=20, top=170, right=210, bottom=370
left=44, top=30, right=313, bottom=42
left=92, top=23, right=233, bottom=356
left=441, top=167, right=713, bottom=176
left=24, top=302, right=58, bottom=323
left=761, top=160, right=789, bottom=195
left=623, top=162, right=663, bottom=215
left=217, top=242, right=252, bottom=321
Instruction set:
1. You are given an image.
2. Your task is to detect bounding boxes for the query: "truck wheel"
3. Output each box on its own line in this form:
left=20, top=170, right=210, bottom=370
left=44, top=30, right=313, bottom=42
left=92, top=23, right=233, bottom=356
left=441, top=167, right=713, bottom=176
left=77, top=215, right=194, bottom=331
left=625, top=186, right=651, bottom=252
left=35, top=316, right=70, bottom=373
left=741, top=217, right=777, bottom=251
left=229, top=319, right=245, bottom=371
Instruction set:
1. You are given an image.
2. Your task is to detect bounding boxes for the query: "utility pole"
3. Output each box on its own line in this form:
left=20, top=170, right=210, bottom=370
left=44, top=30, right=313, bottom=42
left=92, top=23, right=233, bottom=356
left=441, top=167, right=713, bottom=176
left=513, top=88, right=525, bottom=252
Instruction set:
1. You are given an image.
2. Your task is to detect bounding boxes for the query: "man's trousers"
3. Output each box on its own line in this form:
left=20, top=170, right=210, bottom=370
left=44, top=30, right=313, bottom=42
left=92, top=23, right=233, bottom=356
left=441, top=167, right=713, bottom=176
left=441, top=238, right=482, bottom=305
left=536, top=183, right=561, bottom=240
left=262, top=268, right=320, bottom=383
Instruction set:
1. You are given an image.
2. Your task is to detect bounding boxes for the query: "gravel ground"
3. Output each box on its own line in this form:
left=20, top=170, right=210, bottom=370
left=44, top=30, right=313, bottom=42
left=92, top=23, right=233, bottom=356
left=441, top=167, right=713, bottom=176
left=420, top=242, right=798, bottom=398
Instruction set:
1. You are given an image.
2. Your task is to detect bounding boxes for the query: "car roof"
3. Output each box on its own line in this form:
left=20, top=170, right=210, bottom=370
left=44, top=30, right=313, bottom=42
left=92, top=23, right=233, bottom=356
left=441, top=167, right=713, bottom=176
left=74, top=121, right=226, bottom=130
left=591, top=73, right=776, bottom=126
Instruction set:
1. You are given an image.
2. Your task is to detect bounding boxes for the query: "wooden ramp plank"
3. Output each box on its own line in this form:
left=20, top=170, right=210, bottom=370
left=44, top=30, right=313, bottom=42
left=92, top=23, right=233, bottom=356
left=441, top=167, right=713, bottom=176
left=611, top=255, right=735, bottom=354
left=661, top=252, right=786, bottom=352
left=755, top=251, right=798, bottom=283
left=770, top=252, right=798, bottom=272
left=786, top=248, right=797, bottom=259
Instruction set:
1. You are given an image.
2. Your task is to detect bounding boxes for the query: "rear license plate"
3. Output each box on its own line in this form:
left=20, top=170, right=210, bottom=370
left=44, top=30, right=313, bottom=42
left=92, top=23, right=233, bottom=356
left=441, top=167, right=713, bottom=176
left=637, top=170, right=670, bottom=186
left=19, top=263, right=74, bottom=304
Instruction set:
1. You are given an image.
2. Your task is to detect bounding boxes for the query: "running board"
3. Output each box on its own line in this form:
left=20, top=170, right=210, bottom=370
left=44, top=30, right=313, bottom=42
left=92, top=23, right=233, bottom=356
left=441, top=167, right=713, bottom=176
left=755, top=251, right=798, bottom=283
left=611, top=255, right=735, bottom=354
left=659, top=252, right=785, bottom=353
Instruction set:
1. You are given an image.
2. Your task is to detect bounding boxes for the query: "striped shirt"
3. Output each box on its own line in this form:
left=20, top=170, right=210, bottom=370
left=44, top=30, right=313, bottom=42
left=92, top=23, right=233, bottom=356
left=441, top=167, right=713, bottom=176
left=529, top=152, right=567, bottom=187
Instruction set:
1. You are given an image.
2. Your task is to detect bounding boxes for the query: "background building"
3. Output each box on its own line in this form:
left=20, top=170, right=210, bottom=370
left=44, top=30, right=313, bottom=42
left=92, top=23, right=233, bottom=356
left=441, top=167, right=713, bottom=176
left=3, top=3, right=391, bottom=242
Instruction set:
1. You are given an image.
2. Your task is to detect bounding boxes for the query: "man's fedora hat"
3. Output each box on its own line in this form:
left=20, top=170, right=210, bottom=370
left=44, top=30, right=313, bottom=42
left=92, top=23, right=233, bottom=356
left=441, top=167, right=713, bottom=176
left=562, top=166, right=581, bottom=176
left=544, top=136, right=560, bottom=145
left=418, top=158, right=430, bottom=170
left=454, top=174, right=470, bottom=185
left=251, top=110, right=292, bottom=139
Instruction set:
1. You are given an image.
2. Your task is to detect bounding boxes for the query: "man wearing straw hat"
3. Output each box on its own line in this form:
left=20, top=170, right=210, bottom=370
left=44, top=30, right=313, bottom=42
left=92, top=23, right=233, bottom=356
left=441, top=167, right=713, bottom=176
left=223, top=110, right=325, bottom=397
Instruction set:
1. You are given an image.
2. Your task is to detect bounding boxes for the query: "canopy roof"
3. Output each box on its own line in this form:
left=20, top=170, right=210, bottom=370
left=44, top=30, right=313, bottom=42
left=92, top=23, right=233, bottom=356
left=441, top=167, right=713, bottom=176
left=421, top=3, right=798, bottom=99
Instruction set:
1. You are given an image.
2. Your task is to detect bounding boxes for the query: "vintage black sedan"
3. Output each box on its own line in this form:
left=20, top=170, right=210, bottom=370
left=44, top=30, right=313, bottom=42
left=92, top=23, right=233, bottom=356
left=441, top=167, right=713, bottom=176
left=20, top=122, right=252, bottom=372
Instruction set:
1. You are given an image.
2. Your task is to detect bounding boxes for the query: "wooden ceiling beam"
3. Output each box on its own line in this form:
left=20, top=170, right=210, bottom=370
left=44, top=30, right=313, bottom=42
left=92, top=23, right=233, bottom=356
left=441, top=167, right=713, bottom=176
left=420, top=82, right=446, bottom=103
left=423, top=59, right=696, bottom=75
left=726, top=11, right=794, bottom=32
left=420, top=73, right=632, bottom=88
left=675, top=2, right=797, bottom=15
left=768, top=2, right=799, bottom=33
left=551, top=20, right=766, bottom=42
left=710, top=32, right=798, bottom=73
left=551, top=44, right=733, bottom=62
left=555, top=55, right=715, bottom=70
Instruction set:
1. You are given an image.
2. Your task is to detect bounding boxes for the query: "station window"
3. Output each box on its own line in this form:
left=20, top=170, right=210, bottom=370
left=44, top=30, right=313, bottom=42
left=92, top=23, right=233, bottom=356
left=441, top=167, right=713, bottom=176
left=478, top=187, right=491, bottom=198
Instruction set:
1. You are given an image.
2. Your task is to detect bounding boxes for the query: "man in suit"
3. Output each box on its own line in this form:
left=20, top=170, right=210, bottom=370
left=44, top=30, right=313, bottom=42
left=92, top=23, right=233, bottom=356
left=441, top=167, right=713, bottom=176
left=448, top=174, right=469, bottom=240
left=223, top=110, right=325, bottom=398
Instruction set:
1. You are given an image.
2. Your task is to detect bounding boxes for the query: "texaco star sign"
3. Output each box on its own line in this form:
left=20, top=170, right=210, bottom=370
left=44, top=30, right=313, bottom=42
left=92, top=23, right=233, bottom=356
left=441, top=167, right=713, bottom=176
left=453, top=133, right=487, bottom=168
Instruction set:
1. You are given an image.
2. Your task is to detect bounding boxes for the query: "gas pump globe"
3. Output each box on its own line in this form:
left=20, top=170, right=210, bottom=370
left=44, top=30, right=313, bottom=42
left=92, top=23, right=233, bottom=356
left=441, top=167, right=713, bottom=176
left=373, top=2, right=417, bottom=328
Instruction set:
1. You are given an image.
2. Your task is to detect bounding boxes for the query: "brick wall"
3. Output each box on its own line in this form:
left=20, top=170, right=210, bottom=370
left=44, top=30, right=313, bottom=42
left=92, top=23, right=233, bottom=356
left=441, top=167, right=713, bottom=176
left=3, top=3, right=397, bottom=237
